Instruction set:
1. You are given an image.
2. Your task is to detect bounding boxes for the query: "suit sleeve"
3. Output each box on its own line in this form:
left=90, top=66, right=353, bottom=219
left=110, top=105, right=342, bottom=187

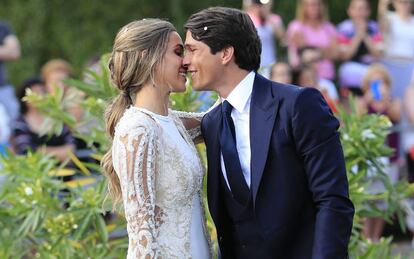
left=291, top=87, right=354, bottom=259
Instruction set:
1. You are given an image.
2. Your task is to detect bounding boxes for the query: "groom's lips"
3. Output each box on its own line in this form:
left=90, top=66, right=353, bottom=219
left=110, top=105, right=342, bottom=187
left=187, top=70, right=197, bottom=77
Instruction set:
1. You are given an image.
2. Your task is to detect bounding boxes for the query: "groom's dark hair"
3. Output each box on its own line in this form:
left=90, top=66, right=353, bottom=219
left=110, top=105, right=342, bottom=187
left=184, top=7, right=261, bottom=72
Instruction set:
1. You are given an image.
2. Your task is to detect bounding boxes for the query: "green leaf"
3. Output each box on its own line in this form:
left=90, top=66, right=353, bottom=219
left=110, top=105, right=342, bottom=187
left=95, top=214, right=108, bottom=244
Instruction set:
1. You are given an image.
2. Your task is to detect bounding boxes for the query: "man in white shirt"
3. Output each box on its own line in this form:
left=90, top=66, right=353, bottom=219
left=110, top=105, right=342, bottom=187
left=184, top=7, right=354, bottom=259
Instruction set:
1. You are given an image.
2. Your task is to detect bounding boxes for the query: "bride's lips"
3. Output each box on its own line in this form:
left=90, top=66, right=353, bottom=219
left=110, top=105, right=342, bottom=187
left=179, top=69, right=187, bottom=78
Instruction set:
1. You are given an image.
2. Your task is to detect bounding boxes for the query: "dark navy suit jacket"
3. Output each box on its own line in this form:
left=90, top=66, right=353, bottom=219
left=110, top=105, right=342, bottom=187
left=201, top=74, right=354, bottom=259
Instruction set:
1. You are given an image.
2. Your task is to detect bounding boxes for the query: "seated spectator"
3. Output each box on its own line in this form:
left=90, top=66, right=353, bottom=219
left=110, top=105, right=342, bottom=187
left=299, top=46, right=339, bottom=102
left=12, top=78, right=75, bottom=162
left=287, top=0, right=337, bottom=80
left=270, top=61, right=292, bottom=84
left=295, top=65, right=338, bottom=113
left=42, top=59, right=93, bottom=161
left=357, top=64, right=401, bottom=242
left=42, top=58, right=86, bottom=120
left=41, top=59, right=73, bottom=95
left=337, top=0, right=383, bottom=97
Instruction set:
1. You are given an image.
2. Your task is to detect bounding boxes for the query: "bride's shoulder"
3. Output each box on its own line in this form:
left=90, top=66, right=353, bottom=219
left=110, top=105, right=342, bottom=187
left=114, top=106, right=159, bottom=138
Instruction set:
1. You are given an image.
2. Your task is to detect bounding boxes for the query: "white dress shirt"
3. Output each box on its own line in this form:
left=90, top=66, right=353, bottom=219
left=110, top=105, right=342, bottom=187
left=220, top=71, right=255, bottom=190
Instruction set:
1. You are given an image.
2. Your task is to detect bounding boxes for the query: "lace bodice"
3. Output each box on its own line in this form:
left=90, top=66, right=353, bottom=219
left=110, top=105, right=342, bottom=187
left=112, top=106, right=209, bottom=258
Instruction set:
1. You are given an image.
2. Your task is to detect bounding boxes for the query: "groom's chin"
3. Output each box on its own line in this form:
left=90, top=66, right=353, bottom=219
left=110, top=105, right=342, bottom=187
left=191, top=83, right=208, bottom=92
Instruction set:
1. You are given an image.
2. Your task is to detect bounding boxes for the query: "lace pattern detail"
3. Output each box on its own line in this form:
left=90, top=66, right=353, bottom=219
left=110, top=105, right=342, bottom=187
left=112, top=107, right=210, bottom=258
left=170, top=110, right=204, bottom=141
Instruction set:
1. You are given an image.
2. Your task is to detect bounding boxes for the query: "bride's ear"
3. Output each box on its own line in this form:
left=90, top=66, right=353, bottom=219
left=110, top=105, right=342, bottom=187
left=221, top=45, right=234, bottom=65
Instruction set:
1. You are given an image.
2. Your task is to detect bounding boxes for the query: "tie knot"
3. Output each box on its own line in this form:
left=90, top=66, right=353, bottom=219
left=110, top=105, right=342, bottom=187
left=222, top=100, right=233, bottom=115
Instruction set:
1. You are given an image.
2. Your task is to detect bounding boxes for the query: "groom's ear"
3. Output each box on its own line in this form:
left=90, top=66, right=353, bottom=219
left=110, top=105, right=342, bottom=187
left=220, top=45, right=234, bottom=66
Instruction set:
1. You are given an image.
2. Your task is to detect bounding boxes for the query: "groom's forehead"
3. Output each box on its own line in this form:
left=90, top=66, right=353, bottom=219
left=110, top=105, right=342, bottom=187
left=184, top=31, right=195, bottom=42
left=184, top=31, right=200, bottom=47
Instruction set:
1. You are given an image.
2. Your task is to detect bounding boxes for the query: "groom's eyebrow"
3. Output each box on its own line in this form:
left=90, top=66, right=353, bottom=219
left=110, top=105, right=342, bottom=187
left=184, top=43, right=194, bottom=49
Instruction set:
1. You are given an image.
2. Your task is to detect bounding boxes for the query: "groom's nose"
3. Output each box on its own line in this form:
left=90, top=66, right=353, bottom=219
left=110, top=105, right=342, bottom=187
left=182, top=52, right=190, bottom=68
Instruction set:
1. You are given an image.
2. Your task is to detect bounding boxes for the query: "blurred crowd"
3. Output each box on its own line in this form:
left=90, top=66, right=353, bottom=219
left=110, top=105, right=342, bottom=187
left=0, top=0, right=414, bottom=246
left=0, top=20, right=96, bottom=189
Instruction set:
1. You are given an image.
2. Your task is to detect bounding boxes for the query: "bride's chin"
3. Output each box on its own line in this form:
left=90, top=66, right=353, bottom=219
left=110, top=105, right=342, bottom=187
left=170, top=85, right=186, bottom=93
left=178, top=86, right=187, bottom=92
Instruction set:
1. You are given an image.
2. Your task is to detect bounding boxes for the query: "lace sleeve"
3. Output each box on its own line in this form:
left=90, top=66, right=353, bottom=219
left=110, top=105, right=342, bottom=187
left=171, top=98, right=220, bottom=141
left=114, top=127, right=163, bottom=259
left=171, top=110, right=204, bottom=141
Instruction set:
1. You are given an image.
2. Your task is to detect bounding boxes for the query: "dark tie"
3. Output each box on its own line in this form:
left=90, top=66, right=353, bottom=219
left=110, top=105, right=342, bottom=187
left=219, top=100, right=250, bottom=205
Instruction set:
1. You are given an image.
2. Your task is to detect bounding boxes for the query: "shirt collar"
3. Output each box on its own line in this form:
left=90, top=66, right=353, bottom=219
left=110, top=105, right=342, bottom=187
left=222, top=71, right=255, bottom=113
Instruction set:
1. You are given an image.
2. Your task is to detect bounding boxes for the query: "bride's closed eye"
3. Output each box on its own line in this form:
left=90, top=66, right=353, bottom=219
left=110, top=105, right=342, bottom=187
left=174, top=46, right=184, bottom=57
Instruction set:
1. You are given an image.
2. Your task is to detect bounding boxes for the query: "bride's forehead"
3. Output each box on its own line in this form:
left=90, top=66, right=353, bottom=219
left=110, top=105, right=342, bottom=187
left=168, top=32, right=183, bottom=45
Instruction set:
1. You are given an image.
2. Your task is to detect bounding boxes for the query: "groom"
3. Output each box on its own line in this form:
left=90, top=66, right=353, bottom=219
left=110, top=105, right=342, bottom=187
left=184, top=7, right=354, bottom=259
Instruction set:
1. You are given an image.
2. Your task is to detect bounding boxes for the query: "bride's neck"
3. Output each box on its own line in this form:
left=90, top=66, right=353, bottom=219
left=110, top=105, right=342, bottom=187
left=134, top=83, right=170, bottom=116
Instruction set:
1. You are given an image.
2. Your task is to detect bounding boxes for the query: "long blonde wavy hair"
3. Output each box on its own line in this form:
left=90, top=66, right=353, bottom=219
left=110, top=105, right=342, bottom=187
left=101, top=19, right=176, bottom=207
left=296, top=0, right=329, bottom=23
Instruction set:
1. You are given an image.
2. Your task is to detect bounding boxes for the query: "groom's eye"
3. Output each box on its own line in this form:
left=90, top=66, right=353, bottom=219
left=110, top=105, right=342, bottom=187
left=186, top=48, right=195, bottom=53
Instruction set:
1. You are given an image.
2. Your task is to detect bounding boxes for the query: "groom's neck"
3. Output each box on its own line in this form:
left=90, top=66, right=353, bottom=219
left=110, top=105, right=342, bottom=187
left=217, top=67, right=251, bottom=99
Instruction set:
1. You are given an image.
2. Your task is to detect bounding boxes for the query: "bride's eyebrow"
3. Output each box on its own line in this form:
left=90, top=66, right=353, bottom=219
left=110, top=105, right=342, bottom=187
left=174, top=43, right=184, bottom=50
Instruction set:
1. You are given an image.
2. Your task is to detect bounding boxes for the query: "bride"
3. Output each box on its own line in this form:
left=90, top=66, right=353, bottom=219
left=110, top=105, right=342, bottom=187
left=101, top=19, right=211, bottom=258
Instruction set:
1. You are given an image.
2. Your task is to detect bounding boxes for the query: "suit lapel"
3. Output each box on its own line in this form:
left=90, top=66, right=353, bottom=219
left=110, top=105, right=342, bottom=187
left=250, top=74, right=280, bottom=207
left=205, top=106, right=223, bottom=223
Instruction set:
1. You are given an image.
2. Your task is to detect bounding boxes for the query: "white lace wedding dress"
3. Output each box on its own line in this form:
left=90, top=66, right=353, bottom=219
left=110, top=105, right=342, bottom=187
left=112, top=106, right=211, bottom=259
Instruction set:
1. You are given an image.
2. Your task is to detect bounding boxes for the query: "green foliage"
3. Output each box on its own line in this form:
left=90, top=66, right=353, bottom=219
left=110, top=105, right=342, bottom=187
left=0, top=55, right=411, bottom=258
left=0, top=150, right=127, bottom=258
left=338, top=97, right=414, bottom=258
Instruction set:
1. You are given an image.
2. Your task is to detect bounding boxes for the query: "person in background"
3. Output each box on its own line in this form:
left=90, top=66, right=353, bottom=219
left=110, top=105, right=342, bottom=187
left=287, top=0, right=337, bottom=80
left=357, top=64, right=402, bottom=242
left=12, top=78, right=75, bottom=162
left=403, top=79, right=414, bottom=248
left=41, top=59, right=88, bottom=160
left=295, top=65, right=338, bottom=113
left=41, top=59, right=85, bottom=121
left=378, top=0, right=414, bottom=99
left=270, top=61, right=292, bottom=84
left=0, top=103, right=10, bottom=156
left=0, top=20, right=21, bottom=129
left=0, top=103, right=9, bottom=190
left=244, top=0, right=285, bottom=78
left=404, top=79, right=414, bottom=185
left=41, top=59, right=73, bottom=95
left=337, top=0, right=383, bottom=97
left=299, top=46, right=339, bottom=103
